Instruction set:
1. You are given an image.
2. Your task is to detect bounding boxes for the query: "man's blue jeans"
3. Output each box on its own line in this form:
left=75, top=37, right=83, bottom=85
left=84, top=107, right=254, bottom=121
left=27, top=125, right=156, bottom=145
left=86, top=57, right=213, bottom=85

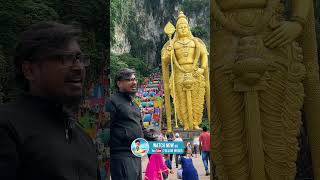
left=201, top=151, right=210, bottom=171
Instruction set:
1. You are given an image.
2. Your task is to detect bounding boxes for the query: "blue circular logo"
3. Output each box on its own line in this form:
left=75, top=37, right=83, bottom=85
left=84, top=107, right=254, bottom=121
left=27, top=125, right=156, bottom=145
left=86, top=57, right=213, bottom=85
left=131, top=138, right=149, bottom=157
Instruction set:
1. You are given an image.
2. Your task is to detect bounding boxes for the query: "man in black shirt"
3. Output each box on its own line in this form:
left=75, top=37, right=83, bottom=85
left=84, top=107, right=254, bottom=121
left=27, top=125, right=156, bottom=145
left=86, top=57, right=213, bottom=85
left=107, top=68, right=155, bottom=180
left=0, top=21, right=98, bottom=180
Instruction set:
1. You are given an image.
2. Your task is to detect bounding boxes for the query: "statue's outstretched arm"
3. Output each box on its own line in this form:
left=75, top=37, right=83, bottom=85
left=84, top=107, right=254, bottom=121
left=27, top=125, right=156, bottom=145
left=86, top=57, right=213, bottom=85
left=200, top=46, right=208, bottom=70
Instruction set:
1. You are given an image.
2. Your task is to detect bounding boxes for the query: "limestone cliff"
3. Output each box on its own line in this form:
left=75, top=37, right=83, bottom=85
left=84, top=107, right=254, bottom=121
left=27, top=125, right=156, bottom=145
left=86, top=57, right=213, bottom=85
left=111, top=0, right=210, bottom=67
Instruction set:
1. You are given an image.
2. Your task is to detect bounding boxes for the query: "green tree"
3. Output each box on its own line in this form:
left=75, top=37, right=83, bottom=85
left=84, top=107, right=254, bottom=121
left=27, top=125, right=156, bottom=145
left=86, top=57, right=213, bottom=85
left=191, top=26, right=208, bottom=42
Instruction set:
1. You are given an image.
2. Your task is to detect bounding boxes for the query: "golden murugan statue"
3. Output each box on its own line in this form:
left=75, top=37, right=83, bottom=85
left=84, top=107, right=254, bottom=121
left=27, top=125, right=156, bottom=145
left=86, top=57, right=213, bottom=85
left=211, top=0, right=320, bottom=179
left=161, top=11, right=210, bottom=131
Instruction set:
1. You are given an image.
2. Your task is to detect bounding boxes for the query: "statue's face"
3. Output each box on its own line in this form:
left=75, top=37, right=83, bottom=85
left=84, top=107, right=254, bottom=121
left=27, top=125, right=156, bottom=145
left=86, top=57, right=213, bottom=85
left=177, top=23, right=189, bottom=37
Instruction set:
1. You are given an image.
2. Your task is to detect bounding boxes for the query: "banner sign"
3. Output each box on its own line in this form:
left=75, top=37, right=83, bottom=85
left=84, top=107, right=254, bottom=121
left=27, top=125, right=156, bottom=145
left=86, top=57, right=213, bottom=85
left=148, top=141, right=185, bottom=154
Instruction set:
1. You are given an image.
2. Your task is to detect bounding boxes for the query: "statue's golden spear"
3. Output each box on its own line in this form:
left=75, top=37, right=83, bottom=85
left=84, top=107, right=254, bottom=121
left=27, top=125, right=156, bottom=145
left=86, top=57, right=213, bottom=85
left=164, top=22, right=178, bottom=131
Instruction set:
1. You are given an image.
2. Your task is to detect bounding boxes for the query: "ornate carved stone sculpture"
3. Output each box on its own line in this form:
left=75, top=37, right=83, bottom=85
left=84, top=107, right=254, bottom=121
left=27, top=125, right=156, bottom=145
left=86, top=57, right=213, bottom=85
left=161, top=12, right=210, bottom=131
left=211, top=0, right=320, bottom=179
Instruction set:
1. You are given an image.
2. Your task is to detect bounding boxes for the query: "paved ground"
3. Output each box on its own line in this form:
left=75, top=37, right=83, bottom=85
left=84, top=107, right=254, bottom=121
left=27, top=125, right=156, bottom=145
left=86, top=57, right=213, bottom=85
left=142, top=153, right=210, bottom=180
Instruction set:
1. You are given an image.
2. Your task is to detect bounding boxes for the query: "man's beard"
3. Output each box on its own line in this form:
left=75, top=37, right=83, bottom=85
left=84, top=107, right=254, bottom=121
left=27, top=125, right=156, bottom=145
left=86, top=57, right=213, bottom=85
left=127, top=85, right=137, bottom=96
